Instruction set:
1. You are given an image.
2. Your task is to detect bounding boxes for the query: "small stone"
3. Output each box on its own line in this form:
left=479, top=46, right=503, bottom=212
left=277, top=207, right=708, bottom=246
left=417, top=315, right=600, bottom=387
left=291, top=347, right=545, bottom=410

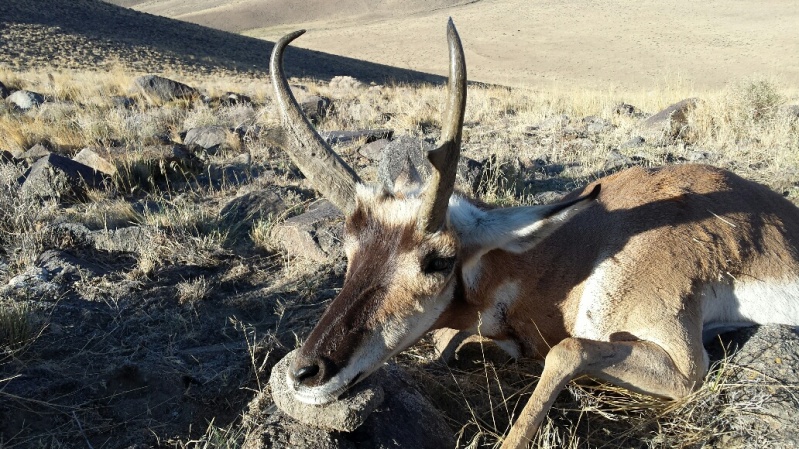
left=271, top=200, right=343, bottom=262
left=614, top=102, right=640, bottom=116
left=110, top=96, right=136, bottom=108
left=6, top=90, right=45, bottom=110
left=221, top=92, right=252, bottom=106
left=583, top=116, right=614, bottom=134
left=184, top=126, right=230, bottom=153
left=299, top=95, right=332, bottom=123
left=269, top=349, right=384, bottom=432
left=604, top=149, right=633, bottom=171
left=621, top=136, right=646, bottom=149
left=20, top=143, right=51, bottom=161
left=73, top=147, right=118, bottom=177
left=357, top=138, right=389, bottom=161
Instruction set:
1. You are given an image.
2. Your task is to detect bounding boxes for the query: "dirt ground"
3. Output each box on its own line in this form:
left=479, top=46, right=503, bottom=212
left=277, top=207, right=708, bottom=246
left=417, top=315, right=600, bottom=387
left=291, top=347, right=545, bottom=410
left=118, top=0, right=799, bottom=90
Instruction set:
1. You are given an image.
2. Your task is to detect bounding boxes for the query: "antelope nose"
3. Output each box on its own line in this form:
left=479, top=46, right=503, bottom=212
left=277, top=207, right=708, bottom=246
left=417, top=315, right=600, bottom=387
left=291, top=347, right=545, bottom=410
left=292, top=363, right=320, bottom=385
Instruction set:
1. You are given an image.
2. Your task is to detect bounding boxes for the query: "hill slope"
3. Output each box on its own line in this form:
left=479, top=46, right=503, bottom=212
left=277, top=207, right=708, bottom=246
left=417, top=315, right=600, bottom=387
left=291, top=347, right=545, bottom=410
left=113, top=0, right=799, bottom=89
left=0, top=0, right=445, bottom=84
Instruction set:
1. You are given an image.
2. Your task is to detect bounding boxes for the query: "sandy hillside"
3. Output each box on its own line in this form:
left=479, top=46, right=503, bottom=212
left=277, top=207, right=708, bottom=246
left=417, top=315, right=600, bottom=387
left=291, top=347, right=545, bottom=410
left=113, top=0, right=799, bottom=90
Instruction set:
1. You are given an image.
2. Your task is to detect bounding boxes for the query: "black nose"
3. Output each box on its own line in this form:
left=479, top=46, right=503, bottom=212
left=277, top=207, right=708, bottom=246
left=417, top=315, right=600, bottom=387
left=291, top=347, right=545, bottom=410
left=292, top=363, right=320, bottom=384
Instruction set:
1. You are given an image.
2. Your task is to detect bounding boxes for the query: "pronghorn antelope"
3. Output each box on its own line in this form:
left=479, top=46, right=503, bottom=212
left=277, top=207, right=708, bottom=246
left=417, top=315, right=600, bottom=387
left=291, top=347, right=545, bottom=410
left=270, top=20, right=799, bottom=448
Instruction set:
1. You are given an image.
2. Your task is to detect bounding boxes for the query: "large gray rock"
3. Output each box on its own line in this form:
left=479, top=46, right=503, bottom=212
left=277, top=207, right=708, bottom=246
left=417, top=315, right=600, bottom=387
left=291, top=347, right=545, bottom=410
left=6, top=89, right=44, bottom=110
left=219, top=187, right=289, bottom=245
left=20, top=153, right=109, bottom=201
left=183, top=126, right=229, bottom=153
left=271, top=200, right=344, bottom=262
left=132, top=75, right=198, bottom=102
left=642, top=98, right=698, bottom=140
left=377, top=136, right=434, bottom=191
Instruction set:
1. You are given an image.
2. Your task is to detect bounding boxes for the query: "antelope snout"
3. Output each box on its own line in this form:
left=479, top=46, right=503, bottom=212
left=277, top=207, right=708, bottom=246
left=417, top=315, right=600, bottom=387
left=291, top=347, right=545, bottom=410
left=289, top=353, right=331, bottom=388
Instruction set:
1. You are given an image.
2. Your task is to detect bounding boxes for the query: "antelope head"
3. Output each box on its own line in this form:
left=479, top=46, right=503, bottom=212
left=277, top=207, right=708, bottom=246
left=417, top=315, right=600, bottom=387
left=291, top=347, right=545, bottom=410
left=270, top=20, right=598, bottom=405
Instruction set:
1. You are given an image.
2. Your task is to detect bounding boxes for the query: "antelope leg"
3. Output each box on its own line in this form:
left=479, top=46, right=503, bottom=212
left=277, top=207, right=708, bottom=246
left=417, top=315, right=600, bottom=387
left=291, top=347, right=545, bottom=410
left=500, top=337, right=699, bottom=449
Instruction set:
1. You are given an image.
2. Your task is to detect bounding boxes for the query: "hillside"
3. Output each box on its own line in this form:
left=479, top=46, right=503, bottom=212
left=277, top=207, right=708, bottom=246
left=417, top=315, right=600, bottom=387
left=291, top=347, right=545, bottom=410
left=114, top=0, right=799, bottom=89
left=0, top=0, right=445, bottom=84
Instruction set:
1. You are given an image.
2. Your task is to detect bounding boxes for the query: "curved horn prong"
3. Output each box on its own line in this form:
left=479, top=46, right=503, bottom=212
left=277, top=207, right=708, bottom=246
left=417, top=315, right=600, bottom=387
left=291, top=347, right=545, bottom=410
left=421, top=18, right=467, bottom=232
left=270, top=30, right=361, bottom=215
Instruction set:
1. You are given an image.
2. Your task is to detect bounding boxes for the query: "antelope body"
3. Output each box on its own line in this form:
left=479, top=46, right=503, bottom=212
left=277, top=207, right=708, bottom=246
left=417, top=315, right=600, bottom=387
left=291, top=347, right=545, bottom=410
left=269, top=20, right=799, bottom=448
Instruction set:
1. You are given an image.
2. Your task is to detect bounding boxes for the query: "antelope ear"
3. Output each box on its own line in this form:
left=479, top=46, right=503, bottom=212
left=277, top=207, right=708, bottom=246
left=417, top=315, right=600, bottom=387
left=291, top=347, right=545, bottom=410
left=458, top=185, right=600, bottom=256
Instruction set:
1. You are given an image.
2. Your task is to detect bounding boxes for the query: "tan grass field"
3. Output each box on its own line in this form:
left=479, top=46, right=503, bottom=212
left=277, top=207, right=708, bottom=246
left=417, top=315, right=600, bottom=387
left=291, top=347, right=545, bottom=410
left=118, top=0, right=799, bottom=90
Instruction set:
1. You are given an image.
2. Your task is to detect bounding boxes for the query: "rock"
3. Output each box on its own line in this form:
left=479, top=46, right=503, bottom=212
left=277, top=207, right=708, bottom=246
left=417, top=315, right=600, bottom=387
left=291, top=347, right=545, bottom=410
left=330, top=76, right=365, bottom=90
left=6, top=89, right=44, bottom=110
left=271, top=200, right=344, bottom=261
left=350, top=364, right=456, bottom=448
left=269, top=349, right=385, bottom=432
left=621, top=136, right=646, bottom=149
left=36, top=249, right=109, bottom=283
left=249, top=350, right=455, bottom=449
left=110, top=96, right=136, bottom=108
left=357, top=138, right=390, bottom=161
left=642, top=98, right=698, bottom=140
left=603, top=149, right=633, bottom=171
left=535, top=114, right=570, bottom=131
left=582, top=116, right=614, bottom=134
left=132, top=75, right=198, bottom=102
left=20, top=143, right=51, bottom=161
left=299, top=95, right=332, bottom=123
left=89, top=226, right=152, bottom=254
left=320, top=129, right=393, bottom=146
left=377, top=135, right=434, bottom=191
left=458, top=156, right=484, bottom=194
left=534, top=191, right=567, bottom=204
left=183, top=126, right=230, bottom=153
left=614, top=102, right=641, bottom=116
left=0, top=81, right=9, bottom=99
left=785, top=104, right=799, bottom=120
left=248, top=411, right=355, bottom=449
left=221, top=92, right=252, bottom=106
left=73, top=147, right=118, bottom=177
left=20, top=153, right=109, bottom=201
left=706, top=325, right=799, bottom=447
left=219, top=187, right=289, bottom=245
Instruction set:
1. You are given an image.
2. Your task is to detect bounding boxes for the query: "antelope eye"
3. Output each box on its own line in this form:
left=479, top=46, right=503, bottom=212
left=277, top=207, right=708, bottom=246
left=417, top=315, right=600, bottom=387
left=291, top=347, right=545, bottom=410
left=422, top=256, right=455, bottom=274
